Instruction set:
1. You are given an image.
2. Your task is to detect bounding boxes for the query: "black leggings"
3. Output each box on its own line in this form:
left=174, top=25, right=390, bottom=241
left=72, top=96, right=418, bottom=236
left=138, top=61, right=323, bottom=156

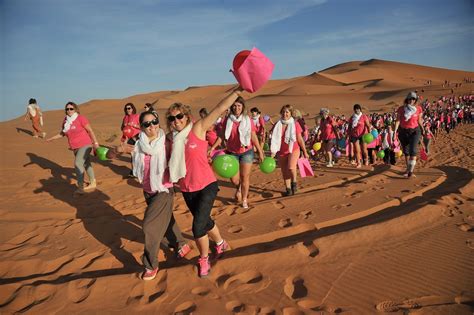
left=182, top=182, right=219, bottom=238
left=398, top=127, right=421, bottom=157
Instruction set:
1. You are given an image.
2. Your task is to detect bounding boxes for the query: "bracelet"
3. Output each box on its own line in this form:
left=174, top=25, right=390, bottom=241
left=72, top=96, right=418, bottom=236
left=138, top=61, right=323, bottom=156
left=94, top=142, right=99, bottom=145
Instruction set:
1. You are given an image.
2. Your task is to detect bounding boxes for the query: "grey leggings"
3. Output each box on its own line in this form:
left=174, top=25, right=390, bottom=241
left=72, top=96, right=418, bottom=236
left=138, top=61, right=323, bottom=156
left=74, top=145, right=95, bottom=187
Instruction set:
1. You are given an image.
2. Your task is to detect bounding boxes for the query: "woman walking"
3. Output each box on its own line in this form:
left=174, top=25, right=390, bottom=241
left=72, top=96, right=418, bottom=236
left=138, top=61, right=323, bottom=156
left=46, top=102, right=99, bottom=194
left=394, top=92, right=425, bottom=178
left=24, top=98, right=46, bottom=138
left=166, top=87, right=245, bottom=277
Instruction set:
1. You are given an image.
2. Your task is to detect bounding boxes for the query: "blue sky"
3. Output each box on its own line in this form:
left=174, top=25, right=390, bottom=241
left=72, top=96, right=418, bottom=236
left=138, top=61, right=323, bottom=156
left=1, top=0, right=473, bottom=121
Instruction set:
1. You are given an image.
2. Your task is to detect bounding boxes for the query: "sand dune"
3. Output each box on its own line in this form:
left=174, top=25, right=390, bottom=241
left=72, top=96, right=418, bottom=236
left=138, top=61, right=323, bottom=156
left=1, top=59, right=473, bottom=314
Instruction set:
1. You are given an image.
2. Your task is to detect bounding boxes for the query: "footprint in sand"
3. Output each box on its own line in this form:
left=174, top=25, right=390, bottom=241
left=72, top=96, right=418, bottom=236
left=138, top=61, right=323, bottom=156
left=297, top=241, right=319, bottom=257
left=226, top=207, right=238, bottom=216
left=228, top=225, right=243, bottom=233
left=126, top=283, right=145, bottom=306
left=67, top=279, right=96, bottom=303
left=457, top=223, right=474, bottom=232
left=282, top=307, right=305, bottom=315
left=466, top=239, right=474, bottom=250
left=441, top=209, right=454, bottom=217
left=226, top=300, right=245, bottom=312
left=259, top=306, right=276, bottom=314
left=284, top=276, right=307, bottom=300
left=298, top=210, right=312, bottom=219
left=146, top=270, right=167, bottom=303
left=297, top=299, right=323, bottom=310
left=375, top=301, right=400, bottom=312
left=191, top=286, right=210, bottom=296
left=223, top=270, right=264, bottom=291
left=174, top=301, right=196, bottom=315
left=273, top=201, right=286, bottom=209
left=278, top=218, right=292, bottom=228
left=236, top=207, right=250, bottom=214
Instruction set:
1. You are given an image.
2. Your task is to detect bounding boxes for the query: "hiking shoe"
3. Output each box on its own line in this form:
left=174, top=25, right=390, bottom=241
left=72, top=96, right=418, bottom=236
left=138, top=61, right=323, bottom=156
left=177, top=243, right=191, bottom=259
left=214, top=240, right=230, bottom=259
left=197, top=256, right=210, bottom=278
left=142, top=267, right=158, bottom=281
left=291, top=182, right=298, bottom=195
left=284, top=188, right=293, bottom=196
left=84, top=179, right=97, bottom=191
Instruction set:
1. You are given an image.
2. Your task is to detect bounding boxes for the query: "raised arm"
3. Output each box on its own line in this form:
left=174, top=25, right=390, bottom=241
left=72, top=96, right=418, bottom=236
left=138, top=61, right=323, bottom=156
left=193, top=86, right=243, bottom=140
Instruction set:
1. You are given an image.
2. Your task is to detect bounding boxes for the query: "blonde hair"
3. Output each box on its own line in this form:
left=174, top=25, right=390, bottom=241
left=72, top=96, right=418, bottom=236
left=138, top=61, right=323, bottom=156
left=165, top=102, right=192, bottom=131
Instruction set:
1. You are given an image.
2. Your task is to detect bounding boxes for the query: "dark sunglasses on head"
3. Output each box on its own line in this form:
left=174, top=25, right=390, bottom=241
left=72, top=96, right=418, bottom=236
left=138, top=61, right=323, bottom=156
left=141, top=119, right=159, bottom=128
left=65, top=107, right=75, bottom=111
left=167, top=113, right=185, bottom=122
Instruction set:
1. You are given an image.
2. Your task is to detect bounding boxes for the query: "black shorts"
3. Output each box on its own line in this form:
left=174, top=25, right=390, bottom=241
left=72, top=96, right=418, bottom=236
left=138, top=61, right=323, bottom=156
left=182, top=181, right=218, bottom=238
left=398, top=127, right=421, bottom=157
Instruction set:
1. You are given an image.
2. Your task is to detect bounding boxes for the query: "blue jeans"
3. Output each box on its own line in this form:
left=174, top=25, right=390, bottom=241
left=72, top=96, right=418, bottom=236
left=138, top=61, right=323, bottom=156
left=227, top=149, right=254, bottom=164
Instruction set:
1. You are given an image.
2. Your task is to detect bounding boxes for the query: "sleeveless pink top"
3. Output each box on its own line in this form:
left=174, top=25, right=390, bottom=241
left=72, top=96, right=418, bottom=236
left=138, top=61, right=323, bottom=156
left=179, top=130, right=217, bottom=192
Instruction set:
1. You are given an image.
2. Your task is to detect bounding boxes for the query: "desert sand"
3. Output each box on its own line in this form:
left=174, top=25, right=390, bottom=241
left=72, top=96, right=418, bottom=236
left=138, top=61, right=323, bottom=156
left=1, top=59, right=473, bottom=314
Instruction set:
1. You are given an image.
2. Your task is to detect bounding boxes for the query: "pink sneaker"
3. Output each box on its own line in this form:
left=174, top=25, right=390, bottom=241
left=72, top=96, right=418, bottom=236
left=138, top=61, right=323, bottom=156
left=214, top=240, right=230, bottom=259
left=177, top=243, right=191, bottom=259
left=197, top=256, right=210, bottom=278
left=142, top=267, right=158, bottom=281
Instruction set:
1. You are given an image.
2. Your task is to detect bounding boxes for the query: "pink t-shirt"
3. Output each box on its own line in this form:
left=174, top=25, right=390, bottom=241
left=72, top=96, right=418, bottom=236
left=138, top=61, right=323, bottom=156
left=397, top=106, right=422, bottom=129
left=224, top=117, right=257, bottom=154
left=179, top=130, right=217, bottom=192
left=320, top=116, right=336, bottom=140
left=349, top=114, right=369, bottom=138
left=63, top=115, right=92, bottom=150
left=142, top=155, right=173, bottom=194
left=253, top=116, right=265, bottom=136
left=121, top=114, right=140, bottom=140
left=278, top=122, right=302, bottom=156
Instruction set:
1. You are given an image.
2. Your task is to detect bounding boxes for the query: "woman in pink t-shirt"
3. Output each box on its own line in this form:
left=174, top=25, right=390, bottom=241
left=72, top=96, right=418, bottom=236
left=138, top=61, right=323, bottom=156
left=114, top=111, right=190, bottom=281
left=318, top=108, right=338, bottom=167
left=121, top=103, right=140, bottom=143
left=220, top=97, right=264, bottom=209
left=165, top=88, right=244, bottom=278
left=46, top=102, right=99, bottom=194
left=394, top=92, right=425, bottom=178
left=250, top=107, right=266, bottom=148
left=348, top=104, right=373, bottom=168
left=270, top=104, right=309, bottom=196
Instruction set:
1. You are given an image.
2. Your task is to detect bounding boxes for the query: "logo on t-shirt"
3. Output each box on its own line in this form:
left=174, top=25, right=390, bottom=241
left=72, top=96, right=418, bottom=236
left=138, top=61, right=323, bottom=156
left=189, top=143, right=197, bottom=149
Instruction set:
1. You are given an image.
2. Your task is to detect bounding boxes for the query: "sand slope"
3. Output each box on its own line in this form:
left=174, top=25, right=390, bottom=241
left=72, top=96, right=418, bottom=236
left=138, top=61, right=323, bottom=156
left=1, top=59, right=473, bottom=314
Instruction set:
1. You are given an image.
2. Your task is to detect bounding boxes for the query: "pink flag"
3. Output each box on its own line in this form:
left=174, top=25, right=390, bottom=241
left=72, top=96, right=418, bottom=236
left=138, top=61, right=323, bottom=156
left=232, top=47, right=275, bottom=93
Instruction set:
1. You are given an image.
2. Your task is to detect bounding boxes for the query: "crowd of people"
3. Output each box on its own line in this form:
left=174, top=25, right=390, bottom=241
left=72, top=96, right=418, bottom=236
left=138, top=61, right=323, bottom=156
left=25, top=90, right=473, bottom=280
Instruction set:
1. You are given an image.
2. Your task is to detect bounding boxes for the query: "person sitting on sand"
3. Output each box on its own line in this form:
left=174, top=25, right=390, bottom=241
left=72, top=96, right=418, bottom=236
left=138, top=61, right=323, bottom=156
left=165, top=87, right=245, bottom=278
left=394, top=92, right=425, bottom=178
left=114, top=111, right=191, bottom=281
left=24, top=98, right=46, bottom=138
left=270, top=104, right=309, bottom=196
left=46, top=102, right=99, bottom=194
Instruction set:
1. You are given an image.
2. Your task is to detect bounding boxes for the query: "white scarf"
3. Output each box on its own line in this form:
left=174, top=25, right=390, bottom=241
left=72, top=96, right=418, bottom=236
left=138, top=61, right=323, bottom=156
left=225, top=114, right=251, bottom=147
left=252, top=114, right=261, bottom=128
left=404, top=104, right=417, bottom=122
left=169, top=123, right=192, bottom=183
left=351, top=112, right=362, bottom=128
left=62, top=112, right=79, bottom=133
left=271, top=117, right=296, bottom=155
left=133, top=130, right=168, bottom=193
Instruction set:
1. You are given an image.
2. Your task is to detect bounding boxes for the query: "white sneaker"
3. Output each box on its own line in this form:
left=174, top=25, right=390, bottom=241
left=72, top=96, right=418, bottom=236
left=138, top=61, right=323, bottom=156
left=326, top=162, right=334, bottom=168
left=84, top=180, right=97, bottom=191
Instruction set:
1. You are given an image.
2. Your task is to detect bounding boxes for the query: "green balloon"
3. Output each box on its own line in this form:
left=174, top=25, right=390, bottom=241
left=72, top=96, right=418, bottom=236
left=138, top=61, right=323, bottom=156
left=362, top=133, right=374, bottom=144
left=376, top=150, right=385, bottom=159
left=212, top=154, right=239, bottom=178
left=96, top=146, right=109, bottom=161
left=260, top=157, right=276, bottom=174
left=263, top=143, right=269, bottom=151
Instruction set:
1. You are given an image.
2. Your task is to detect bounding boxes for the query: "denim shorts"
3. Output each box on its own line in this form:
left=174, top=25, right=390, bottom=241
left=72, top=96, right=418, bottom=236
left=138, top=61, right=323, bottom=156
left=227, top=149, right=254, bottom=164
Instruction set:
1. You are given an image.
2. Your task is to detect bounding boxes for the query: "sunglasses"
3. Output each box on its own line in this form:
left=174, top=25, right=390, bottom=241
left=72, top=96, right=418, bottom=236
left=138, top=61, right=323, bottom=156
left=65, top=107, right=75, bottom=111
left=126, top=107, right=132, bottom=110
left=167, top=113, right=185, bottom=122
left=141, top=119, right=159, bottom=128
